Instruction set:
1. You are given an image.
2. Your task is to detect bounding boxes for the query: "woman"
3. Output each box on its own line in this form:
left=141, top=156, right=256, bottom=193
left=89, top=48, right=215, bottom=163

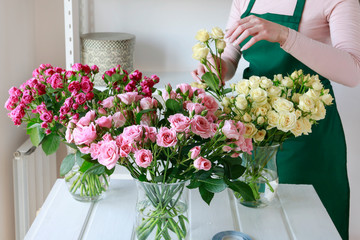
left=192, top=0, right=360, bottom=239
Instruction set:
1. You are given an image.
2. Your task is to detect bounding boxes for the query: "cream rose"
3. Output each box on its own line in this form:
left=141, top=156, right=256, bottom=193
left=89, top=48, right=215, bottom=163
left=235, top=94, right=248, bottom=110
left=250, top=88, right=267, bottom=103
left=312, top=80, right=323, bottom=91
left=260, top=77, right=273, bottom=89
left=267, top=86, right=282, bottom=97
left=274, top=74, right=283, bottom=81
left=277, top=111, right=297, bottom=132
left=267, top=110, right=279, bottom=129
left=254, top=129, right=266, bottom=142
left=290, top=119, right=303, bottom=137
left=211, top=27, right=225, bottom=39
left=301, top=117, right=312, bottom=135
left=221, top=97, right=231, bottom=107
left=273, top=98, right=294, bottom=113
left=242, top=113, right=252, bottom=122
left=190, top=81, right=207, bottom=89
left=244, top=122, right=258, bottom=138
left=321, top=93, right=334, bottom=106
left=255, top=106, right=268, bottom=116
left=216, top=40, right=226, bottom=50
left=311, top=101, right=326, bottom=120
left=235, top=80, right=250, bottom=95
left=195, top=29, right=210, bottom=42
left=298, top=95, right=315, bottom=112
left=291, top=93, right=301, bottom=103
left=305, top=89, right=320, bottom=101
left=281, top=77, right=294, bottom=88
left=257, top=116, right=265, bottom=125
left=192, top=45, right=209, bottom=60
left=249, top=76, right=261, bottom=89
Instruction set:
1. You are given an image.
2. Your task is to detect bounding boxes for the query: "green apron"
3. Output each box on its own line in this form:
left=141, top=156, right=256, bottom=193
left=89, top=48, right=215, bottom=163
left=240, top=0, right=350, bottom=239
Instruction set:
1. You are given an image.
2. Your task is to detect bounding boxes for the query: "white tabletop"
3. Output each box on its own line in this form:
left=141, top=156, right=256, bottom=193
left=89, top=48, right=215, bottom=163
left=25, top=179, right=341, bottom=240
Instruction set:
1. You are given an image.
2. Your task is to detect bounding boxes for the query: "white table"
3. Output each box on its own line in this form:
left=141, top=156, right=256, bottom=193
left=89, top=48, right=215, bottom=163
left=25, top=179, right=341, bottom=240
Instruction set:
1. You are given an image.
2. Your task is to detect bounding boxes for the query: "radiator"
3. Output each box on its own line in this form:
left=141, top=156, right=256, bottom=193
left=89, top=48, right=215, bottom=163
left=13, top=138, right=57, bottom=240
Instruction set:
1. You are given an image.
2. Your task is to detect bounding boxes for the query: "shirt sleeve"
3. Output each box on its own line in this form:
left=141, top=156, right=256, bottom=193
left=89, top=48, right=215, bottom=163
left=222, top=0, right=243, bottom=80
left=281, top=0, right=360, bottom=87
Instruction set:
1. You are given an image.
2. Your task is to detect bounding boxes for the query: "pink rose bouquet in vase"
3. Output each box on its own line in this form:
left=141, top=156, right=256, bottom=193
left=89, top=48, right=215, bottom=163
left=67, top=79, right=254, bottom=239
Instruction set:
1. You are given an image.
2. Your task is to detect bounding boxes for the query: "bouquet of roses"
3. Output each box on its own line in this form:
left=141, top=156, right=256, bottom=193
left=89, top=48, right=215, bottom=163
left=4, top=63, right=99, bottom=155
left=66, top=75, right=254, bottom=239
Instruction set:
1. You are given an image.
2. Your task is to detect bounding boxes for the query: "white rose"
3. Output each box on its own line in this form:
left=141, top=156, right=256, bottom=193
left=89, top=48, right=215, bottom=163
left=235, top=80, right=250, bottom=95
left=221, top=97, right=231, bottom=107
left=192, top=45, right=209, bottom=60
left=257, top=116, right=265, bottom=125
left=267, top=110, right=279, bottom=129
left=281, top=77, right=294, bottom=88
left=235, top=94, right=248, bottom=110
left=254, top=129, right=266, bottom=142
left=244, top=122, right=258, bottom=138
left=243, top=113, right=252, bottom=122
left=311, top=101, right=326, bottom=120
left=249, top=76, right=261, bottom=89
left=273, top=74, right=283, bottom=82
left=290, top=119, right=304, bottom=137
left=260, top=77, right=273, bottom=89
left=223, top=107, right=231, bottom=114
left=255, top=106, right=268, bottom=116
left=267, top=86, right=282, bottom=97
left=298, top=95, right=315, bottom=112
left=190, top=81, right=207, bottom=89
left=195, top=29, right=210, bottom=42
left=291, top=70, right=303, bottom=79
left=272, top=98, right=294, bottom=113
left=312, top=80, right=323, bottom=91
left=295, top=109, right=302, bottom=119
left=321, top=93, right=333, bottom=106
left=211, top=27, right=225, bottom=39
left=305, top=89, right=320, bottom=101
left=250, top=88, right=267, bottom=103
left=301, top=117, right=312, bottom=135
left=277, top=111, right=297, bottom=132
left=216, top=40, right=226, bottom=50
left=291, top=93, right=301, bottom=103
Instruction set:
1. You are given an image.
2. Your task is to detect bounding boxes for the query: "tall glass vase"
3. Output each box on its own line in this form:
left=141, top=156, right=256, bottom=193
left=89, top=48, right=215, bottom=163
left=236, top=144, right=280, bottom=208
left=133, top=181, right=189, bottom=240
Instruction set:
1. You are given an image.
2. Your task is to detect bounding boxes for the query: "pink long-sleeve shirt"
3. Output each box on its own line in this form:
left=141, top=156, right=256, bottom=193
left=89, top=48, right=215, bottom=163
left=223, top=0, right=360, bottom=87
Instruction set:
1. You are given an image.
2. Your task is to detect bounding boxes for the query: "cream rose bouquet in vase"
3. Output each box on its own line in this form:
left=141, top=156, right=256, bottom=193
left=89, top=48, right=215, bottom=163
left=66, top=79, right=255, bottom=239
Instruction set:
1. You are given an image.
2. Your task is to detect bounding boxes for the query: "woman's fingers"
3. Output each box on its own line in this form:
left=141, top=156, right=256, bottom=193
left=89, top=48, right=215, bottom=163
left=191, top=70, right=202, bottom=83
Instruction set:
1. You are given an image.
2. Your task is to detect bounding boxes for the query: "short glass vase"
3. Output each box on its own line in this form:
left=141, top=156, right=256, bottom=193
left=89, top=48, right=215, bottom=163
left=133, top=180, right=189, bottom=240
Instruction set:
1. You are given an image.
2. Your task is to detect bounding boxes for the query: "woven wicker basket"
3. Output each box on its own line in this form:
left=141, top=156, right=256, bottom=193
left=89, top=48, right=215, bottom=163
left=81, top=32, right=136, bottom=86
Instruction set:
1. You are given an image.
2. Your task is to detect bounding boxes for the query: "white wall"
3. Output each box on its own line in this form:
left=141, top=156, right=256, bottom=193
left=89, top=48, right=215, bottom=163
left=0, top=0, right=359, bottom=239
left=0, top=0, right=65, bottom=239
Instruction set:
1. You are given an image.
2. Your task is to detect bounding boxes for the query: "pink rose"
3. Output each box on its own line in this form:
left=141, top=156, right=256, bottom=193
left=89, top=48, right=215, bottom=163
left=112, top=112, right=126, bottom=128
left=72, top=63, right=83, bottom=72
left=162, top=89, right=177, bottom=101
left=68, top=81, right=81, bottom=93
left=91, top=65, right=99, bottom=74
left=129, top=70, right=142, bottom=82
left=194, top=157, right=211, bottom=171
left=65, top=127, right=73, bottom=143
left=186, top=103, right=206, bottom=115
left=190, top=115, right=211, bottom=138
left=144, top=126, right=157, bottom=143
left=40, top=111, right=53, bottom=123
left=236, top=121, right=246, bottom=136
left=98, top=140, right=119, bottom=170
left=134, top=149, right=153, bottom=168
left=176, top=83, right=193, bottom=98
left=122, top=125, right=144, bottom=143
left=79, top=146, right=91, bottom=154
left=190, top=146, right=201, bottom=159
left=49, top=73, right=63, bottom=89
left=140, top=114, right=152, bottom=126
left=86, top=92, right=94, bottom=101
left=156, top=127, right=178, bottom=147
left=73, top=123, right=97, bottom=145
left=75, top=93, right=86, bottom=105
left=222, top=120, right=240, bottom=140
left=222, top=145, right=232, bottom=152
left=101, top=96, right=115, bottom=108
left=4, top=99, right=15, bottom=111
left=192, top=87, right=205, bottom=95
left=201, top=95, right=218, bottom=113
left=95, top=116, right=112, bottom=128
left=168, top=114, right=191, bottom=133
left=210, top=123, right=218, bottom=137
left=140, top=97, right=157, bottom=110
left=118, top=92, right=138, bottom=105
left=90, top=143, right=101, bottom=160
left=119, top=141, right=132, bottom=157
left=98, top=107, right=107, bottom=115
left=78, top=110, right=96, bottom=126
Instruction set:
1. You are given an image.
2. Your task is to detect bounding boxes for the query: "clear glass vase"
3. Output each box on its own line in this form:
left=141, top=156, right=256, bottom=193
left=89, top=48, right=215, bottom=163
left=236, top=144, right=280, bottom=208
left=64, top=146, right=110, bottom=202
left=64, top=162, right=110, bottom=202
left=133, top=181, right=189, bottom=240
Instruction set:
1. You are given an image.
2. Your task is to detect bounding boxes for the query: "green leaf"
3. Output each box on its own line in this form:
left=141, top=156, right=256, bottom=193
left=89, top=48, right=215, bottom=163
left=75, top=150, right=84, bottom=166
left=138, top=174, right=147, bottom=182
left=187, top=180, right=201, bottom=189
left=226, top=179, right=255, bottom=201
left=60, top=154, right=75, bottom=176
left=85, top=164, right=106, bottom=176
left=135, top=109, right=156, bottom=125
left=111, top=73, right=121, bottom=82
left=105, top=167, right=115, bottom=176
left=41, top=134, right=60, bottom=155
left=222, top=88, right=232, bottom=94
left=202, top=72, right=219, bottom=93
left=103, top=74, right=111, bottom=84
left=79, top=160, right=94, bottom=173
left=165, top=99, right=182, bottom=113
left=226, top=165, right=246, bottom=180
left=199, top=178, right=227, bottom=193
left=27, top=123, right=45, bottom=147
left=199, top=186, right=214, bottom=205
left=81, top=154, right=93, bottom=162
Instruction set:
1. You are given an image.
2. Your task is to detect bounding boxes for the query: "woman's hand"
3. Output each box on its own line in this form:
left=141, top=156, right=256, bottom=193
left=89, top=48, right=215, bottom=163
left=225, top=15, right=289, bottom=51
left=191, top=56, right=228, bottom=85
